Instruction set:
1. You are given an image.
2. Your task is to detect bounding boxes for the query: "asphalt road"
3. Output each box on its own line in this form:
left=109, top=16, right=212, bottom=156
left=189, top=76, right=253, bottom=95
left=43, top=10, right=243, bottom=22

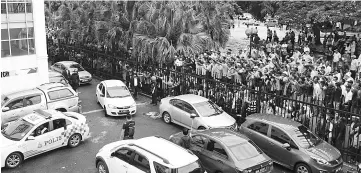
left=1, top=79, right=292, bottom=173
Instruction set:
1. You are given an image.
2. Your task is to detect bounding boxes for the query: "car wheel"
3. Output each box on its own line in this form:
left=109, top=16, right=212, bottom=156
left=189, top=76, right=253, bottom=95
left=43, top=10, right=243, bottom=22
left=198, top=126, right=206, bottom=130
left=163, top=112, right=171, bottom=124
left=5, top=152, right=23, bottom=168
left=215, top=171, right=223, bottom=173
left=295, top=163, right=311, bottom=173
left=68, top=133, right=82, bottom=148
left=97, top=160, right=109, bottom=173
left=104, top=107, right=109, bottom=117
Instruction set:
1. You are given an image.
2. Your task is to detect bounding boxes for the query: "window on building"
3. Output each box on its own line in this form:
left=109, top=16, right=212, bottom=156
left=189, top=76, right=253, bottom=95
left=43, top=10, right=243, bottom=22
left=1, top=0, right=34, bottom=58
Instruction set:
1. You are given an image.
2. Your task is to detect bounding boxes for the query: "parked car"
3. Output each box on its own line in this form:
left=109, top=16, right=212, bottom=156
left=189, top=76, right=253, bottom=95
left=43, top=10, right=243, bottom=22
left=159, top=94, right=237, bottom=130
left=95, top=136, right=206, bottom=173
left=170, top=128, right=273, bottom=173
left=51, top=61, right=92, bottom=84
left=240, top=114, right=343, bottom=173
left=48, top=70, right=70, bottom=87
left=1, top=109, right=90, bottom=168
left=1, top=83, right=80, bottom=126
left=96, top=80, right=136, bottom=117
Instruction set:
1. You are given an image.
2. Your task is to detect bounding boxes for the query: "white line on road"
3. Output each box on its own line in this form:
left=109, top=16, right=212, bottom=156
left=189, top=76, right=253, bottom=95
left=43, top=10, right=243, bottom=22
left=82, top=102, right=151, bottom=115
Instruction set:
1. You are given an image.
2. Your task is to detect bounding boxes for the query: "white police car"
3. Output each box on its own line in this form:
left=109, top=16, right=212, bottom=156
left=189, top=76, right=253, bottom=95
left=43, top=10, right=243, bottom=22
left=96, top=136, right=206, bottom=173
left=1, top=109, right=90, bottom=168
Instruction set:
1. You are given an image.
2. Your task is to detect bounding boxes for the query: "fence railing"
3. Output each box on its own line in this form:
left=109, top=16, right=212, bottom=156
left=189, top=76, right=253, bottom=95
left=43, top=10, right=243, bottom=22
left=48, top=40, right=361, bottom=168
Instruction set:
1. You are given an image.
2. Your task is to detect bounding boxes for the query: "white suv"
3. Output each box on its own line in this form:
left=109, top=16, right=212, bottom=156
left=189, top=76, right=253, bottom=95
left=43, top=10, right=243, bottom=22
left=95, top=136, right=206, bottom=173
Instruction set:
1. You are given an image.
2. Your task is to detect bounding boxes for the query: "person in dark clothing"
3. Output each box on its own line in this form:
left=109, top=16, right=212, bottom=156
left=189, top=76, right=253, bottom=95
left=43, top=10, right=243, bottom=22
left=62, top=69, right=70, bottom=81
left=120, top=115, right=135, bottom=140
left=179, top=128, right=192, bottom=149
left=69, top=69, right=80, bottom=92
left=151, top=81, right=158, bottom=105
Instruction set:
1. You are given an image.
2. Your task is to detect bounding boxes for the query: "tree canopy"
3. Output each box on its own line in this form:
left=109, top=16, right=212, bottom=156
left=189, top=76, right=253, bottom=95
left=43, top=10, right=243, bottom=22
left=45, top=1, right=234, bottom=63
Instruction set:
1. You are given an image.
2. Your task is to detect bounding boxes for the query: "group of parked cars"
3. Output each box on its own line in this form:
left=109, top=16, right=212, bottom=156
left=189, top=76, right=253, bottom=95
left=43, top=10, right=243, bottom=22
left=1, top=61, right=343, bottom=173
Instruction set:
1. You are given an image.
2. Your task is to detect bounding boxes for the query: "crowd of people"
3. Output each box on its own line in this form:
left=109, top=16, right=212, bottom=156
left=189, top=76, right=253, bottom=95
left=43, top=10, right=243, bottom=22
left=47, top=26, right=361, bottom=161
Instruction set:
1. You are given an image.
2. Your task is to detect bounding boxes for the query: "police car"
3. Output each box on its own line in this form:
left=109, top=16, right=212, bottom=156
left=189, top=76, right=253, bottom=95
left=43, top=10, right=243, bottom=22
left=1, top=109, right=90, bottom=168
left=96, top=136, right=206, bottom=173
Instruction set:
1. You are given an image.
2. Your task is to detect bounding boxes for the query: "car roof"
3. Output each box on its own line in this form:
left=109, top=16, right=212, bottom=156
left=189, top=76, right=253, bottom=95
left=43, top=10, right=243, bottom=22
left=197, top=128, right=250, bottom=147
left=102, top=80, right=126, bottom=87
left=133, top=136, right=198, bottom=168
left=21, top=109, right=64, bottom=125
left=247, top=113, right=302, bottom=133
left=3, top=88, right=43, bottom=100
left=57, top=61, right=78, bottom=67
left=174, top=94, right=208, bottom=104
left=37, top=82, right=66, bottom=91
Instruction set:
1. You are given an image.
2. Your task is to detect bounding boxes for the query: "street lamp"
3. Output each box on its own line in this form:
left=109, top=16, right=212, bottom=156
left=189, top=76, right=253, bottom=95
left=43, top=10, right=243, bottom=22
left=245, top=27, right=258, bottom=58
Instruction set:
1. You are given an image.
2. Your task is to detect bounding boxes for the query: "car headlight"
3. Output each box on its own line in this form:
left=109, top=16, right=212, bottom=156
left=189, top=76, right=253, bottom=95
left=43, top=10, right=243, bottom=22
left=311, top=156, right=330, bottom=165
left=108, top=104, right=117, bottom=109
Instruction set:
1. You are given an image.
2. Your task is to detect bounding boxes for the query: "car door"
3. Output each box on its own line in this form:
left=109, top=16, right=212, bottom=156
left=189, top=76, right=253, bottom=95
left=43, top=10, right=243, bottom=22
left=24, top=95, right=45, bottom=115
left=169, top=99, right=183, bottom=123
left=24, top=122, right=52, bottom=158
left=244, top=121, right=271, bottom=155
left=46, top=118, right=68, bottom=150
left=268, top=126, right=297, bottom=167
left=204, top=138, right=235, bottom=173
left=127, top=152, right=151, bottom=173
left=108, top=147, right=134, bottom=173
left=181, top=102, right=197, bottom=128
left=2, top=97, right=25, bottom=123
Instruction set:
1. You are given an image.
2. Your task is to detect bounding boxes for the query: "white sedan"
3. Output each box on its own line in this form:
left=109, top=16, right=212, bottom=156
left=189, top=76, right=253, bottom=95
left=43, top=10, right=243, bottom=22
left=1, top=109, right=90, bottom=168
left=159, top=94, right=237, bottom=130
left=51, top=61, right=92, bottom=84
left=96, top=80, right=136, bottom=117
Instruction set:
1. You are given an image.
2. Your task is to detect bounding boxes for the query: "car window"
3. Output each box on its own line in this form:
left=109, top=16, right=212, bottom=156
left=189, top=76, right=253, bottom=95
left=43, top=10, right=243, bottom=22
left=2, top=119, right=34, bottom=141
left=48, top=89, right=74, bottom=100
left=30, top=122, right=50, bottom=137
left=101, top=86, right=105, bottom=95
left=114, top=148, right=134, bottom=163
left=247, top=122, right=269, bottom=136
left=171, top=100, right=184, bottom=110
left=154, top=162, right=171, bottom=173
left=98, top=83, right=103, bottom=91
left=193, top=101, right=223, bottom=117
left=206, top=140, right=228, bottom=159
left=6, top=98, right=24, bottom=110
left=192, top=135, right=207, bottom=148
left=52, top=118, right=66, bottom=130
left=24, top=95, right=41, bottom=106
left=270, top=127, right=291, bottom=144
left=132, top=153, right=150, bottom=172
left=183, top=103, right=196, bottom=114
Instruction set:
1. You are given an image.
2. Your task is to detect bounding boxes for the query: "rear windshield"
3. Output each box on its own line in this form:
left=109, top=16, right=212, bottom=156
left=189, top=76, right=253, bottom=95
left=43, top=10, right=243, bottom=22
left=229, top=140, right=263, bottom=160
left=69, top=64, right=85, bottom=71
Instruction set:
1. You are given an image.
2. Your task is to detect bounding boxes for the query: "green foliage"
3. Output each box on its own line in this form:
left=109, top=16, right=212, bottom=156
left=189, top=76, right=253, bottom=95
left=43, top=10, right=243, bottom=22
left=46, top=1, right=233, bottom=63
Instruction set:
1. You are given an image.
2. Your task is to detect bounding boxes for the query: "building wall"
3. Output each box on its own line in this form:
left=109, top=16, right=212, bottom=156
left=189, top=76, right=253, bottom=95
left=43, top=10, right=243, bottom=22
left=1, top=0, right=48, bottom=94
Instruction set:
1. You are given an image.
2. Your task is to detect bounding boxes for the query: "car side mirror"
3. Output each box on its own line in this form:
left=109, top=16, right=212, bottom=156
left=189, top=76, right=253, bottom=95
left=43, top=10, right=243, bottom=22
left=27, top=136, right=35, bottom=141
left=2, top=107, right=10, bottom=112
left=110, top=152, right=116, bottom=157
left=190, top=113, right=199, bottom=119
left=100, top=93, right=104, bottom=97
left=282, top=143, right=291, bottom=150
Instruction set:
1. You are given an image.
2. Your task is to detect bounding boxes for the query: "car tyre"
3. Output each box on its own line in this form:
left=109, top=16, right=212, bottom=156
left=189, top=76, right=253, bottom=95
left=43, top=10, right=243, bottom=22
left=68, top=133, right=82, bottom=148
left=295, top=163, right=311, bottom=173
left=198, top=126, right=206, bottom=130
left=104, top=107, right=109, bottom=117
left=163, top=112, right=172, bottom=124
left=5, top=152, right=23, bottom=168
left=97, top=160, right=109, bottom=173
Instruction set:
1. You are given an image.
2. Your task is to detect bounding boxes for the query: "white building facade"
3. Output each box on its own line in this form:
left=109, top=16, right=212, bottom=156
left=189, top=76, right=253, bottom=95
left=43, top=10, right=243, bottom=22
left=1, top=0, right=48, bottom=94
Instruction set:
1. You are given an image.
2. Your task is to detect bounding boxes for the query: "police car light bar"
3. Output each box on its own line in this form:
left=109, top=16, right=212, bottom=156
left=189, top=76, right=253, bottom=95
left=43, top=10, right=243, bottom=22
left=34, top=109, right=52, bottom=119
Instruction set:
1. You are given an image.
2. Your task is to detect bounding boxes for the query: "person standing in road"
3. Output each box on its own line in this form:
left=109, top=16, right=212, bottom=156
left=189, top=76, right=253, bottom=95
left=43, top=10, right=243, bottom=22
left=120, top=115, right=135, bottom=140
left=70, top=69, right=80, bottom=93
left=151, top=78, right=158, bottom=105
left=179, top=128, right=191, bottom=149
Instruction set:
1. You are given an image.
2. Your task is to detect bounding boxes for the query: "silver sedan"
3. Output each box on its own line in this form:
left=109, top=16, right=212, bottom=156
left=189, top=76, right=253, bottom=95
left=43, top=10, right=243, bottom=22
left=159, top=94, right=237, bottom=130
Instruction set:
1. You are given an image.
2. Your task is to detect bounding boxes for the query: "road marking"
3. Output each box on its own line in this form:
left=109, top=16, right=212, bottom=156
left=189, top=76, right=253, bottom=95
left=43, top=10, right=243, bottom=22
left=82, top=102, right=152, bottom=115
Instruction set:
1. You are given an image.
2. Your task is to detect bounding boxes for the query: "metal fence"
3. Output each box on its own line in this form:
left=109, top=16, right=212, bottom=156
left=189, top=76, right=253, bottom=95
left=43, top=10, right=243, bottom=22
left=48, top=39, right=361, bottom=168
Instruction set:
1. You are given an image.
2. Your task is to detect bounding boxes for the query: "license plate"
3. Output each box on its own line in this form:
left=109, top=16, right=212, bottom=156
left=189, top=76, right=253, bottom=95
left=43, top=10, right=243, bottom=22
left=119, top=110, right=129, bottom=113
left=255, top=166, right=269, bottom=173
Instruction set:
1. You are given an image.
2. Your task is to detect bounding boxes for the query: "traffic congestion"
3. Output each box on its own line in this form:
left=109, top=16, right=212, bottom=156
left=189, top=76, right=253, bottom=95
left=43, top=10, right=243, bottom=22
left=1, top=63, right=344, bottom=173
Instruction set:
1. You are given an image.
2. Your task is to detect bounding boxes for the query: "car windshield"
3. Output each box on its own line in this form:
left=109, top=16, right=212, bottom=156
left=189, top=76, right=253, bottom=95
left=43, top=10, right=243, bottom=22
left=49, top=76, right=68, bottom=85
left=69, top=64, right=85, bottom=71
left=106, top=86, right=131, bottom=98
left=176, top=161, right=202, bottom=173
left=193, top=101, right=223, bottom=117
left=292, top=125, right=322, bottom=149
left=229, top=140, right=263, bottom=160
left=1, top=119, right=34, bottom=141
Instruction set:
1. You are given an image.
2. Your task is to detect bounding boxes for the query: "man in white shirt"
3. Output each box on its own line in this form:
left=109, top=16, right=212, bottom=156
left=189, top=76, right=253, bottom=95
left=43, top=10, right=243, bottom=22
left=350, top=55, right=359, bottom=79
left=333, top=49, right=341, bottom=69
left=342, top=85, right=353, bottom=106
